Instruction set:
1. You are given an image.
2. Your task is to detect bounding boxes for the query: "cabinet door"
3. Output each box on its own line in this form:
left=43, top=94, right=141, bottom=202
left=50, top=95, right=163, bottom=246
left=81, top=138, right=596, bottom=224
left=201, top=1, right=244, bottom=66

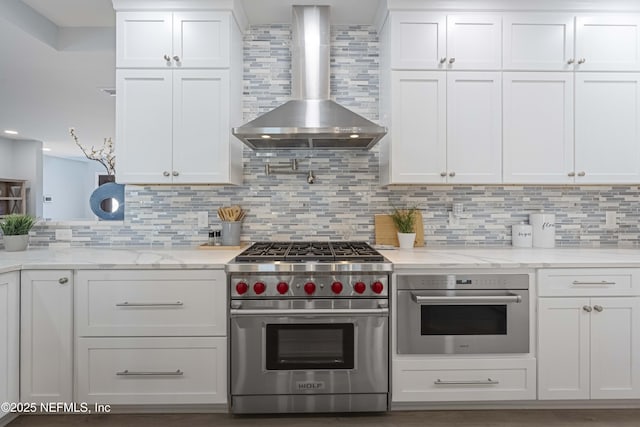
left=590, top=297, right=640, bottom=399
left=21, top=270, right=73, bottom=403
left=576, top=15, right=640, bottom=71
left=575, top=73, right=640, bottom=183
left=538, top=297, right=590, bottom=400
left=390, top=12, right=446, bottom=70
left=503, top=72, right=574, bottom=184
left=447, top=72, right=502, bottom=183
left=172, top=70, right=230, bottom=184
left=173, top=12, right=230, bottom=68
left=116, top=12, right=173, bottom=68
left=446, top=14, right=502, bottom=70
left=503, top=13, right=575, bottom=70
left=116, top=69, right=173, bottom=184
left=0, top=272, right=19, bottom=422
left=390, top=71, right=446, bottom=183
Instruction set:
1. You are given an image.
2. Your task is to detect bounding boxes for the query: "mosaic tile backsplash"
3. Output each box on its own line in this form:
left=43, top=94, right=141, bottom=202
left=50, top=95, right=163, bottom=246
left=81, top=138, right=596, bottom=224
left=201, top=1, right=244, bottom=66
left=25, top=25, right=640, bottom=248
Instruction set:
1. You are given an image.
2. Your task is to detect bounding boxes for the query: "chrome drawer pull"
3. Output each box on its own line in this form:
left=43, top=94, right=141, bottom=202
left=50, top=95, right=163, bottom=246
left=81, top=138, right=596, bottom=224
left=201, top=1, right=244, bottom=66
left=435, top=378, right=499, bottom=385
left=571, top=280, right=616, bottom=285
left=412, top=294, right=522, bottom=305
left=116, top=369, right=183, bottom=376
left=116, top=301, right=184, bottom=307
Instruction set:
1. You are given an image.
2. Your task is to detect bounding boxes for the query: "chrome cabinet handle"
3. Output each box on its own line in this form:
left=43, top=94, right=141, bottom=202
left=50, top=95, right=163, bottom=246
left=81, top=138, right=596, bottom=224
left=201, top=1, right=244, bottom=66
left=593, top=305, right=604, bottom=312
left=435, top=378, right=499, bottom=385
left=116, top=301, right=184, bottom=307
left=172, top=55, right=180, bottom=62
left=577, top=171, right=586, bottom=177
left=412, top=293, right=522, bottom=305
left=116, top=369, right=183, bottom=376
left=568, top=171, right=575, bottom=177
left=567, top=58, right=575, bottom=64
left=583, top=305, right=593, bottom=312
left=172, top=171, right=179, bottom=176
left=163, top=171, right=170, bottom=177
left=440, top=172, right=447, bottom=177
left=449, top=171, right=456, bottom=177
left=163, top=54, right=171, bottom=62
left=572, top=280, right=616, bottom=285
left=578, top=58, right=586, bottom=64
left=448, top=57, right=456, bottom=64
left=58, top=277, right=69, bottom=284
left=439, top=57, right=447, bottom=64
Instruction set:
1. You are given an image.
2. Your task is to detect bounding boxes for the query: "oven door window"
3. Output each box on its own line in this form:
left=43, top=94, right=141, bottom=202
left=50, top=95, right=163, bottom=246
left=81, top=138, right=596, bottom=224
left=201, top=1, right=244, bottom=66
left=265, top=324, right=354, bottom=370
left=421, top=305, right=507, bottom=335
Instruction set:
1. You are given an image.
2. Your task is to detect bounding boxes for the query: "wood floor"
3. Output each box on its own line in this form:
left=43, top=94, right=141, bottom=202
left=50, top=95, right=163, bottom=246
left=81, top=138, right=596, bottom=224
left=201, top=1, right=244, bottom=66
left=7, top=409, right=640, bottom=427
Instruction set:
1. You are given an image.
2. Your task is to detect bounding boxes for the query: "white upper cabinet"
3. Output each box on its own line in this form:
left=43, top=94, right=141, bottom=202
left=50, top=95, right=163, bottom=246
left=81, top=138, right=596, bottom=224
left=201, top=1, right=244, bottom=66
left=503, top=13, right=575, bottom=70
left=390, top=12, right=501, bottom=70
left=117, top=11, right=230, bottom=68
left=575, top=15, right=640, bottom=71
left=575, top=73, right=640, bottom=183
left=503, top=72, right=574, bottom=184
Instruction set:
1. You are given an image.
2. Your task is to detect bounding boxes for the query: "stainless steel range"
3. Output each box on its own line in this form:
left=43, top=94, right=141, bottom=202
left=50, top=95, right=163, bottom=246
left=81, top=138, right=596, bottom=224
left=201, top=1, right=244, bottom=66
left=226, top=241, right=392, bottom=414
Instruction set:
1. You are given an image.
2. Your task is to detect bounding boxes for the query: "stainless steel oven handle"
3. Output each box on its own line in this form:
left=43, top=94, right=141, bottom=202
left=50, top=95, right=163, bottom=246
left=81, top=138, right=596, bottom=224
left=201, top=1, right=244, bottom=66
left=230, top=308, right=389, bottom=316
left=411, top=293, right=522, bottom=304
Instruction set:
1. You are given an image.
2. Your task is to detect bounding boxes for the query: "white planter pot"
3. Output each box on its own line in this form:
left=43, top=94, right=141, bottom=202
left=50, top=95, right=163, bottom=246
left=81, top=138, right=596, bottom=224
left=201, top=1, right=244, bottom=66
left=3, top=234, right=29, bottom=252
left=397, top=232, right=416, bottom=249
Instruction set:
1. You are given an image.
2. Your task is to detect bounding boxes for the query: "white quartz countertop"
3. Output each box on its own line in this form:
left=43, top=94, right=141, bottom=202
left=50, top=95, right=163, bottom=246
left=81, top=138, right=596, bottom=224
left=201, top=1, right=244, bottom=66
left=0, top=247, right=244, bottom=274
left=3, top=246, right=640, bottom=274
left=380, top=247, right=640, bottom=269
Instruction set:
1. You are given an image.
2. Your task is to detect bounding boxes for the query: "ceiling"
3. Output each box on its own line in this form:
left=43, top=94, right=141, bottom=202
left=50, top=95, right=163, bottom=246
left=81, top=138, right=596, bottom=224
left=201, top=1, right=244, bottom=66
left=0, top=0, right=382, bottom=159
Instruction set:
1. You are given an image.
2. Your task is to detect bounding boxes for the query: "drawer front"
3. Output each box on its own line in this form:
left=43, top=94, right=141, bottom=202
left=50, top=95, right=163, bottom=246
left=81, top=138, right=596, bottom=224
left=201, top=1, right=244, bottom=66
left=76, top=337, right=226, bottom=405
left=538, top=268, right=640, bottom=296
left=76, top=270, right=226, bottom=336
left=392, top=358, right=536, bottom=402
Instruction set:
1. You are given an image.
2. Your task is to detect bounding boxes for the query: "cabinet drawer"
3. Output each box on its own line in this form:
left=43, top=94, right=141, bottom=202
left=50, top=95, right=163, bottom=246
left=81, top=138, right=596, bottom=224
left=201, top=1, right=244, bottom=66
left=76, top=337, right=226, bottom=405
left=538, top=269, right=640, bottom=296
left=392, top=358, right=536, bottom=402
left=76, top=270, right=226, bottom=337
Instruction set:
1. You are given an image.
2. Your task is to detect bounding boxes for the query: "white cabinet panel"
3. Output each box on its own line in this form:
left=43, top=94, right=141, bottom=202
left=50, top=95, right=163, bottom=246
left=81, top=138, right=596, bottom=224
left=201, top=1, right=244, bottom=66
left=446, top=15, right=502, bottom=70
left=391, top=12, right=446, bottom=70
left=390, top=71, right=446, bottom=183
left=21, top=270, right=73, bottom=403
left=447, top=72, right=502, bottom=183
left=0, top=272, right=19, bottom=422
left=503, top=13, right=575, bottom=70
left=503, top=72, right=574, bottom=183
left=173, top=12, right=230, bottom=68
left=117, top=12, right=173, bottom=68
left=575, top=73, right=640, bottom=183
left=538, top=268, right=640, bottom=297
left=576, top=15, right=640, bottom=71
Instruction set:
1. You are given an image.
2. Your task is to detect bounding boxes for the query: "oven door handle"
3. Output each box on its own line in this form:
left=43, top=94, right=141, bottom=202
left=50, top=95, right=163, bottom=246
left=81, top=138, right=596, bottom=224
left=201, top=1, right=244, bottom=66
left=411, top=293, right=522, bottom=305
left=230, top=308, right=389, bottom=316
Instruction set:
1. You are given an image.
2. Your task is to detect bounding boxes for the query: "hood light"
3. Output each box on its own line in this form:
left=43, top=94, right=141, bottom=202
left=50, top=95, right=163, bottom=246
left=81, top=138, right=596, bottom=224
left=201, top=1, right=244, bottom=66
left=349, top=134, right=359, bottom=138
left=261, top=135, right=272, bottom=139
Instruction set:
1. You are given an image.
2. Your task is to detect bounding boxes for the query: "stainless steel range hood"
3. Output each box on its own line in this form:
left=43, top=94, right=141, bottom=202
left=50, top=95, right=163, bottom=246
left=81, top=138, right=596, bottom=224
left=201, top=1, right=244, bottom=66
left=232, top=6, right=386, bottom=150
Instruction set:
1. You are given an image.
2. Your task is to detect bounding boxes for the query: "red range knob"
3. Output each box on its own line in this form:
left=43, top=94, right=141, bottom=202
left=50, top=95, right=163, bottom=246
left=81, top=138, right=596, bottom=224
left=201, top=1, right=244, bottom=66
left=304, top=282, right=316, bottom=295
left=331, top=281, right=344, bottom=294
left=371, top=281, right=384, bottom=294
left=236, top=281, right=248, bottom=295
left=253, top=281, right=266, bottom=295
left=353, top=281, right=366, bottom=294
left=276, top=281, right=289, bottom=294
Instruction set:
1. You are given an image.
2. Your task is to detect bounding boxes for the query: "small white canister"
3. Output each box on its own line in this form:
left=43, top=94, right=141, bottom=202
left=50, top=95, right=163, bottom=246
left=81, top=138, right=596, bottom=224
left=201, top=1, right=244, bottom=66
left=530, top=212, right=556, bottom=248
left=512, top=223, right=532, bottom=248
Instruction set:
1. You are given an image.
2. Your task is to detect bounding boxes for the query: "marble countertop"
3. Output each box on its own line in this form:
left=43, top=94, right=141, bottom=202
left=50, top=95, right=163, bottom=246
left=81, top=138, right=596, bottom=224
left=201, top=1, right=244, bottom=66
left=380, top=247, right=640, bottom=269
left=3, top=246, right=640, bottom=275
left=0, top=247, right=244, bottom=274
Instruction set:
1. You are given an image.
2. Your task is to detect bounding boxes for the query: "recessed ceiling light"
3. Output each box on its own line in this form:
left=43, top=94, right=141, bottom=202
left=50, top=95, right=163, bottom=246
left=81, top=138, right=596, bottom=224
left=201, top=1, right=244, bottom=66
left=4, top=130, right=18, bottom=135
left=42, top=148, right=51, bottom=152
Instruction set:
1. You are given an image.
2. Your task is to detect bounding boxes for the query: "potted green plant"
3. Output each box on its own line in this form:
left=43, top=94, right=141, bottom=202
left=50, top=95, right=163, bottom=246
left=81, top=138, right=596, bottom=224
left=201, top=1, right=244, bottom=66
left=1, top=214, right=36, bottom=251
left=390, top=206, right=418, bottom=249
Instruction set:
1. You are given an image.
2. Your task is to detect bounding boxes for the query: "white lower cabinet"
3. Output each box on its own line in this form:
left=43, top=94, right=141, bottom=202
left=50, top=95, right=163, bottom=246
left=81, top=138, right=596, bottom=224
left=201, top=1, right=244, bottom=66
left=393, top=358, right=536, bottom=402
left=76, top=337, right=227, bottom=405
left=20, top=270, right=74, bottom=404
left=75, top=269, right=228, bottom=406
left=0, top=272, right=19, bottom=422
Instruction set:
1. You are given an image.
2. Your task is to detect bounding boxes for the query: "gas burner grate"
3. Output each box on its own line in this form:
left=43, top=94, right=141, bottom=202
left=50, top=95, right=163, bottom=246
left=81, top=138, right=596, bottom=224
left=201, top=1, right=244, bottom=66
left=235, top=241, right=385, bottom=263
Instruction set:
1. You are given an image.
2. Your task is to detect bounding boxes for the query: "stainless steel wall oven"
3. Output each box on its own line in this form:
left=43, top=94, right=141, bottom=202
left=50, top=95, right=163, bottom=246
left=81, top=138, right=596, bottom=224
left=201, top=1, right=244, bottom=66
left=397, top=273, right=530, bottom=355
